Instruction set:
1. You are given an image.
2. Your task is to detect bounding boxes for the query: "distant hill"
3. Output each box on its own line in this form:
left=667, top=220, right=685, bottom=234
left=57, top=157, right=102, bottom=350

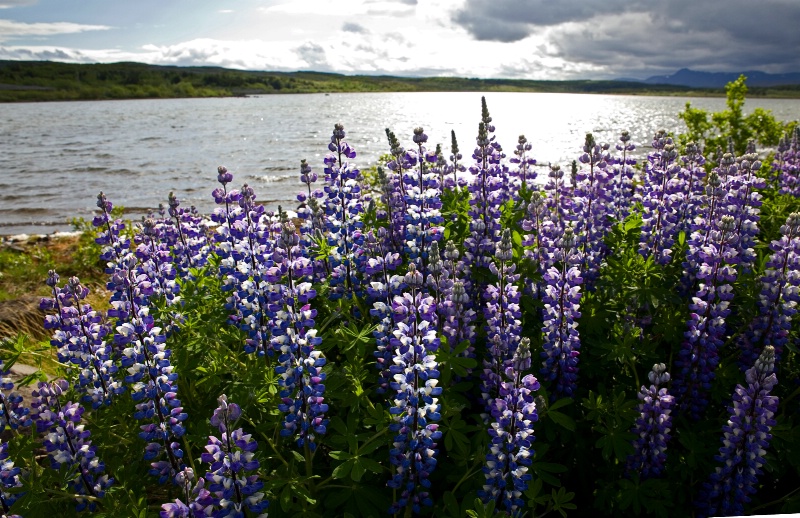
left=644, top=68, right=800, bottom=88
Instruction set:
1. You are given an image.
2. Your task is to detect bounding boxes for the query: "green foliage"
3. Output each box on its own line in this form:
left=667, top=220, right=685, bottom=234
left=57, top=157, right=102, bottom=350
left=678, top=74, right=793, bottom=157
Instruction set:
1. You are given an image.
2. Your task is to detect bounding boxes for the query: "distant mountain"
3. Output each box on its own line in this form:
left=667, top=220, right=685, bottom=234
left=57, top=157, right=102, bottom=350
left=643, top=68, right=800, bottom=88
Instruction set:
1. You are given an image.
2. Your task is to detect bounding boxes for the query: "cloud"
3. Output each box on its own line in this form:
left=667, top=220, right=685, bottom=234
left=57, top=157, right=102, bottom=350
left=0, top=18, right=111, bottom=42
left=342, top=22, right=368, bottom=34
left=450, top=0, right=800, bottom=75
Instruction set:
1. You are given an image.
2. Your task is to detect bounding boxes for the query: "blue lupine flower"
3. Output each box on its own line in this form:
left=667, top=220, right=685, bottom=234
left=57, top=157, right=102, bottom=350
left=510, top=134, right=537, bottom=194
left=96, top=194, right=188, bottom=484
left=322, top=123, right=365, bottom=299
left=481, top=230, right=522, bottom=411
left=0, top=437, right=22, bottom=517
left=777, top=127, right=799, bottom=196
left=267, top=222, right=328, bottom=450
left=540, top=227, right=583, bottom=398
left=675, top=141, right=706, bottom=236
left=696, top=346, right=779, bottom=517
left=724, top=153, right=764, bottom=274
left=572, top=133, right=613, bottom=285
left=609, top=130, right=637, bottom=222
left=674, top=214, right=740, bottom=420
left=737, top=212, right=800, bottom=368
left=0, top=362, right=31, bottom=431
left=625, top=364, right=674, bottom=479
left=40, top=272, right=123, bottom=409
left=480, top=338, right=540, bottom=514
left=639, top=132, right=683, bottom=265
left=197, top=395, right=268, bottom=517
left=31, top=379, right=113, bottom=512
left=387, top=264, right=442, bottom=515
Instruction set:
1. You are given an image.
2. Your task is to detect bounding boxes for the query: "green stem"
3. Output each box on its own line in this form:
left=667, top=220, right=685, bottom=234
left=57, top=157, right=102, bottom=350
left=751, top=484, right=800, bottom=512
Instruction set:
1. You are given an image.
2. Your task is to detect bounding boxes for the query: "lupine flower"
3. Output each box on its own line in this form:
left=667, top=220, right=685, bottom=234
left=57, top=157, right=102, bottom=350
left=195, top=395, right=268, bottom=517
left=480, top=338, right=540, bottom=514
left=737, top=212, right=800, bottom=368
left=0, top=362, right=31, bottom=431
left=162, top=191, right=210, bottom=275
left=480, top=230, right=522, bottom=411
left=521, top=191, right=548, bottom=296
left=0, top=362, right=24, bottom=517
left=40, top=272, right=122, bottom=409
left=573, top=133, right=613, bottom=285
left=674, top=214, right=740, bottom=420
left=267, top=222, right=328, bottom=450
left=675, top=141, right=706, bottom=236
left=464, top=98, right=504, bottom=276
left=323, top=123, right=365, bottom=299
left=510, top=134, right=537, bottom=193
left=439, top=241, right=477, bottom=366
left=639, top=131, right=683, bottom=265
left=609, top=130, right=637, bottom=222
left=404, top=127, right=444, bottom=274
left=160, top=468, right=215, bottom=518
left=0, top=437, right=22, bottom=517
left=387, top=264, right=442, bottom=515
left=540, top=227, right=583, bottom=397
left=625, top=364, right=674, bottom=479
left=778, top=127, right=799, bottom=196
left=444, top=130, right=466, bottom=190
left=725, top=153, right=764, bottom=274
left=31, top=379, right=113, bottom=511
left=696, top=346, right=779, bottom=517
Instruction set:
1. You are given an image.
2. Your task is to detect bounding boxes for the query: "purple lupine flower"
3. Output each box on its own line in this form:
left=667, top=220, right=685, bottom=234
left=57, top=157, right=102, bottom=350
left=162, top=191, right=210, bottom=275
left=439, top=241, right=477, bottom=366
left=639, top=132, right=684, bottom=265
left=0, top=436, right=22, bottom=517
left=725, top=153, right=764, bottom=274
left=0, top=362, right=31, bottom=431
left=542, top=163, right=572, bottom=242
left=267, top=222, right=328, bottom=450
left=403, top=126, right=444, bottom=275
left=445, top=129, right=467, bottom=190
left=696, top=346, right=779, bottom=517
left=31, top=379, right=113, bottom=512
left=387, top=264, right=442, bottom=515
left=521, top=191, right=548, bottom=297
left=777, top=127, right=799, bottom=196
left=480, top=230, right=522, bottom=411
left=540, top=227, right=583, bottom=397
left=674, top=214, right=740, bottom=420
left=675, top=141, right=706, bottom=236
left=160, top=468, right=216, bottom=518
left=510, top=134, right=537, bottom=194
left=480, top=337, right=540, bottom=514
left=625, top=364, right=674, bottom=479
left=222, top=182, right=275, bottom=357
left=737, top=212, right=800, bottom=368
left=681, top=170, right=727, bottom=293
left=572, top=133, right=614, bottom=285
left=40, top=272, right=122, bottom=409
left=197, top=395, right=268, bottom=517
left=464, top=98, right=504, bottom=277
left=322, top=123, right=366, bottom=299
left=609, top=130, right=637, bottom=222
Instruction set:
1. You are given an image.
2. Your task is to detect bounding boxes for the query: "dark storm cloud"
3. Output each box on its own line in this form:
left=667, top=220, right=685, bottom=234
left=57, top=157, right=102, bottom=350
left=452, top=0, right=800, bottom=75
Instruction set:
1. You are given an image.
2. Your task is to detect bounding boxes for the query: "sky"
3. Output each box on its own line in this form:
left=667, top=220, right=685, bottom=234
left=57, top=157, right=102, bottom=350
left=1, top=0, right=799, bottom=80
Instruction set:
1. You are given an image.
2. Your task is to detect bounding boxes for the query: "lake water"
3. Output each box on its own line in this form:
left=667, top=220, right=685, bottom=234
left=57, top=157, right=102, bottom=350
left=2, top=92, right=800, bottom=235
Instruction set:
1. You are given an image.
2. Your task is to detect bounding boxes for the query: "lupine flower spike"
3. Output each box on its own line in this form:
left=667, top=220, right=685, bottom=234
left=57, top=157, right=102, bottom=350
left=31, top=379, right=113, bottom=511
left=696, top=346, right=779, bottom=517
left=625, top=364, right=674, bottom=479
left=480, top=337, right=540, bottom=514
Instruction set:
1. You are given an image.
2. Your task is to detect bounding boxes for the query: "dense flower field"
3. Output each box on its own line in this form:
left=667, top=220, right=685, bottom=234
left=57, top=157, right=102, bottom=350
left=2, top=96, right=800, bottom=517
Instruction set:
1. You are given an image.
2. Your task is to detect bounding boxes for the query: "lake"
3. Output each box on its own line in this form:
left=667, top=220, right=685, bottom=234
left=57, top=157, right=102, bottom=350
left=2, top=92, right=800, bottom=235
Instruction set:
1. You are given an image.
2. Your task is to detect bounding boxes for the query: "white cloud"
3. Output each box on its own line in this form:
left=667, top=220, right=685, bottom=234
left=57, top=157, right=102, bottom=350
left=0, top=18, right=111, bottom=42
